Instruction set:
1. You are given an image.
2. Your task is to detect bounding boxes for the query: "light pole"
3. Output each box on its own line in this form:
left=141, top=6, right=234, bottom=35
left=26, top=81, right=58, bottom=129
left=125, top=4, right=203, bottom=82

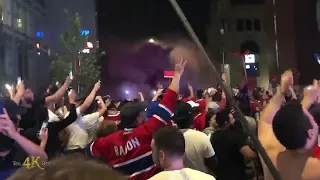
left=220, top=28, right=225, bottom=73
left=273, top=0, right=279, bottom=69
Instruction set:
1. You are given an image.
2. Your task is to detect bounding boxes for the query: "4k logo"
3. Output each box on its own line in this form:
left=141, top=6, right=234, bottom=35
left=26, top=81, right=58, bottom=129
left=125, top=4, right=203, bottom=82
left=22, top=156, right=44, bottom=170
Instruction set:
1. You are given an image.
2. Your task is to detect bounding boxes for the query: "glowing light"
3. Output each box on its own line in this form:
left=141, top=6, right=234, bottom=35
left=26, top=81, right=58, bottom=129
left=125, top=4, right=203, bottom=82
left=36, top=31, right=44, bottom=38
left=244, top=54, right=255, bottom=63
left=82, top=49, right=90, bottom=53
left=81, top=30, right=90, bottom=36
left=5, top=84, right=12, bottom=91
left=55, top=81, right=59, bottom=86
left=148, top=38, right=155, bottom=43
left=86, top=42, right=93, bottom=49
left=17, top=19, right=22, bottom=28
left=125, top=90, right=129, bottom=95
left=37, top=52, right=41, bottom=55
left=153, top=90, right=157, bottom=95
left=36, top=43, right=40, bottom=49
left=17, top=77, right=22, bottom=84
left=69, top=71, right=73, bottom=80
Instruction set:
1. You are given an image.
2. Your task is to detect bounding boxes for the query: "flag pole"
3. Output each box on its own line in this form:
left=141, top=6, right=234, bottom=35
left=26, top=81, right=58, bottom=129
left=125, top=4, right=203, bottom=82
left=168, top=0, right=281, bottom=179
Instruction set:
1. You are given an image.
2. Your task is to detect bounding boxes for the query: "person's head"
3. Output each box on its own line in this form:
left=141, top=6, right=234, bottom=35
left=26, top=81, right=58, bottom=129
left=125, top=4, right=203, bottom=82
left=196, top=89, right=204, bottom=99
left=273, top=100, right=318, bottom=151
left=22, top=88, right=35, bottom=104
left=119, top=102, right=147, bottom=129
left=205, top=111, right=216, bottom=129
left=215, top=109, right=235, bottom=129
left=107, top=101, right=118, bottom=115
left=173, top=102, right=194, bottom=129
left=151, top=127, right=185, bottom=169
left=96, top=120, right=118, bottom=138
left=0, top=99, right=24, bottom=152
left=8, top=154, right=126, bottom=180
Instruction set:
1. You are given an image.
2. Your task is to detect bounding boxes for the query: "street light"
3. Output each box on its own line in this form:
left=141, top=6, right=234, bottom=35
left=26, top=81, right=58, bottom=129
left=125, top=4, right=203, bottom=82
left=125, top=90, right=129, bottom=95
left=148, top=38, right=155, bottom=43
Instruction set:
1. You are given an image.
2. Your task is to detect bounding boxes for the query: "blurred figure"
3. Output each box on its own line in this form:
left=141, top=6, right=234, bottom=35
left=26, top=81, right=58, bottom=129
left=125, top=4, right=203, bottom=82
left=149, top=127, right=215, bottom=180
left=211, top=109, right=256, bottom=180
left=96, top=120, right=118, bottom=138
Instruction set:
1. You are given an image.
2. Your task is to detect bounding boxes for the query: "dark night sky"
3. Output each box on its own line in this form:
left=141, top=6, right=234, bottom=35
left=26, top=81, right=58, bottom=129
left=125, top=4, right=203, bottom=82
left=97, top=0, right=211, bottom=43
left=96, top=0, right=212, bottom=97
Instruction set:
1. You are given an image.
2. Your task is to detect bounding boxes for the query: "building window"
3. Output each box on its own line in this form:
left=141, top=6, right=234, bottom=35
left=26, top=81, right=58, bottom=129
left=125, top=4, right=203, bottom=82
left=254, top=19, right=261, bottom=31
left=245, top=19, right=252, bottom=31
left=17, top=19, right=22, bottom=28
left=236, top=19, right=244, bottom=32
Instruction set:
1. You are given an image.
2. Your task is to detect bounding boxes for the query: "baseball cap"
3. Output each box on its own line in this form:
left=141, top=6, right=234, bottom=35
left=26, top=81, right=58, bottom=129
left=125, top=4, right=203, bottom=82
left=215, top=109, right=232, bottom=127
left=120, top=102, right=148, bottom=127
left=173, top=102, right=192, bottom=121
left=186, top=100, right=199, bottom=108
left=207, top=101, right=220, bottom=113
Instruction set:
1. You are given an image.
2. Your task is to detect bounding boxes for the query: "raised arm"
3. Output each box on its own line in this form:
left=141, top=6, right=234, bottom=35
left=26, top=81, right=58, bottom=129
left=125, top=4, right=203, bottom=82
left=45, top=76, right=72, bottom=105
left=49, top=90, right=78, bottom=132
left=13, top=82, right=25, bottom=104
left=79, top=81, right=101, bottom=114
left=96, top=96, right=107, bottom=117
left=138, top=92, right=145, bottom=102
left=0, top=109, right=47, bottom=161
left=258, top=71, right=292, bottom=152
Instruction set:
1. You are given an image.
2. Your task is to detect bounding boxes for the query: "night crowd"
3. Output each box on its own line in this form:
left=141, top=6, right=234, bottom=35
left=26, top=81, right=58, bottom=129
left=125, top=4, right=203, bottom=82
left=0, top=53, right=320, bottom=180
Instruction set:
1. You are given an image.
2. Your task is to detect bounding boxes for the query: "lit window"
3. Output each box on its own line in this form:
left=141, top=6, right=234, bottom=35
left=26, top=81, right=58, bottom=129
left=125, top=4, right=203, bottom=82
left=245, top=54, right=255, bottom=63
left=17, top=19, right=22, bottom=28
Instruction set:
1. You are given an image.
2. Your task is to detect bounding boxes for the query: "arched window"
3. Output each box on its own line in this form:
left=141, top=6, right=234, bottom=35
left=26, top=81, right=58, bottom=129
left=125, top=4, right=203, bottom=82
left=240, top=40, right=260, bottom=54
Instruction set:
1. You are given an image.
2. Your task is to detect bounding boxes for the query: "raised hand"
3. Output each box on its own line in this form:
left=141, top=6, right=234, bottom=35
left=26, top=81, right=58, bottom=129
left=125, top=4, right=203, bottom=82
left=302, top=80, right=319, bottom=109
left=0, top=108, right=18, bottom=139
left=93, top=80, right=101, bottom=92
left=40, top=128, right=48, bottom=142
left=64, top=76, right=73, bottom=86
left=68, top=90, right=76, bottom=104
left=174, top=56, right=187, bottom=76
left=280, top=70, right=294, bottom=95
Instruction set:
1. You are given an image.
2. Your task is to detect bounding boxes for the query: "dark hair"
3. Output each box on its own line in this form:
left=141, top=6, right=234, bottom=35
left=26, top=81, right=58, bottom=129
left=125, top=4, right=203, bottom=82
left=205, top=111, right=215, bottom=128
left=272, top=100, right=312, bottom=150
left=196, top=89, right=204, bottom=99
left=153, top=127, right=185, bottom=158
left=44, top=84, right=59, bottom=97
left=83, top=100, right=99, bottom=116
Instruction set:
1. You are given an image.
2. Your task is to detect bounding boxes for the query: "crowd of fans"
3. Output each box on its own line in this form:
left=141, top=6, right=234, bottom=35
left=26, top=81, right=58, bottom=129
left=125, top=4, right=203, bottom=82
left=0, top=53, right=320, bottom=180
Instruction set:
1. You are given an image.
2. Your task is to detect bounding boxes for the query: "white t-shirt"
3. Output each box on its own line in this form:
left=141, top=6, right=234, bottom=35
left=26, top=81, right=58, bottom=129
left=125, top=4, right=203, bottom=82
left=82, top=112, right=103, bottom=143
left=180, top=129, right=215, bottom=174
left=148, top=168, right=215, bottom=180
left=65, top=107, right=89, bottom=150
left=48, top=109, right=60, bottom=122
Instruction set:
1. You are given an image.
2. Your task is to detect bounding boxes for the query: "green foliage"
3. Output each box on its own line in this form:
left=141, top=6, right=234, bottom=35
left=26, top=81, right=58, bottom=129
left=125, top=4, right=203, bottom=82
left=50, top=10, right=101, bottom=93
